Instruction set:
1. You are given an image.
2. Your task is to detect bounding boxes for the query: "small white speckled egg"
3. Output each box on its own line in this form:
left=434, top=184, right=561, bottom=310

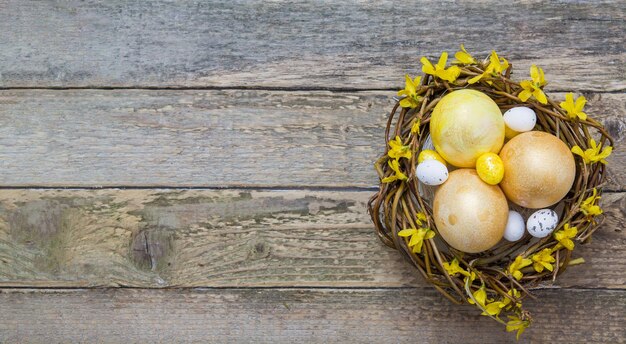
left=503, top=107, right=537, bottom=133
left=526, top=209, right=559, bottom=238
left=416, top=160, right=448, bottom=186
left=504, top=210, right=525, bottom=242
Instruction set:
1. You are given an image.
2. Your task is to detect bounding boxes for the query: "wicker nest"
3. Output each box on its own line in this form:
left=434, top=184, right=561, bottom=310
left=367, top=49, right=613, bottom=336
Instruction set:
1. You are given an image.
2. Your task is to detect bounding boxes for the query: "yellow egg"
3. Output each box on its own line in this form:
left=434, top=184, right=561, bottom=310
left=430, top=89, right=505, bottom=167
left=433, top=169, right=508, bottom=253
left=476, top=153, right=504, bottom=185
left=418, top=149, right=447, bottom=165
left=504, top=126, right=520, bottom=139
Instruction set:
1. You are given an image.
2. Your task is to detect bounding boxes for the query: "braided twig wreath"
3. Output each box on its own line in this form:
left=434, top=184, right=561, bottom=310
left=367, top=47, right=613, bottom=337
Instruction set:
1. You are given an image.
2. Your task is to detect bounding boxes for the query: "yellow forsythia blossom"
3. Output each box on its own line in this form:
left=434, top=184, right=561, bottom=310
left=554, top=224, right=578, bottom=250
left=397, top=75, right=422, bottom=109
left=580, top=188, right=603, bottom=217
left=468, top=50, right=509, bottom=84
left=560, top=93, right=588, bottom=120
left=482, top=300, right=506, bottom=317
left=519, top=65, right=548, bottom=104
left=443, top=258, right=470, bottom=277
left=421, top=52, right=461, bottom=83
left=410, top=118, right=421, bottom=135
left=387, top=136, right=412, bottom=160
left=531, top=248, right=555, bottom=273
left=468, top=285, right=506, bottom=317
left=397, top=227, right=436, bottom=254
left=571, top=139, right=612, bottom=164
left=506, top=315, right=530, bottom=340
left=508, top=255, right=532, bottom=280
left=467, top=285, right=487, bottom=306
left=503, top=288, right=522, bottom=310
left=454, top=44, right=476, bottom=64
left=381, top=159, right=408, bottom=183
left=415, top=212, right=427, bottom=225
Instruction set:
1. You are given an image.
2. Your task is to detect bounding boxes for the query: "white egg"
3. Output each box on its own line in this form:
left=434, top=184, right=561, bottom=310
left=526, top=209, right=559, bottom=238
left=503, top=107, right=537, bottom=132
left=416, top=160, right=448, bottom=186
left=504, top=210, right=525, bottom=242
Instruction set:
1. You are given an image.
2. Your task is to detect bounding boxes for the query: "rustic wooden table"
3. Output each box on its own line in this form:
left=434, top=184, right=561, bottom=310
left=0, top=1, right=624, bottom=343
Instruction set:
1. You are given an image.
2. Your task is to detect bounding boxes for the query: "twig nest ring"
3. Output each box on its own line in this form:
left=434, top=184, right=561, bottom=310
left=368, top=46, right=613, bottom=337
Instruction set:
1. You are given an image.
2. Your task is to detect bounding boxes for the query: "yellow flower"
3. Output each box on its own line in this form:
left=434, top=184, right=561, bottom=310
left=416, top=212, right=427, bottom=223
left=571, top=139, right=612, bottom=165
left=519, top=65, right=548, bottom=104
left=398, top=227, right=436, bottom=254
left=411, top=118, right=421, bottom=135
left=443, top=258, right=471, bottom=277
left=467, top=285, right=506, bottom=317
left=465, top=271, right=477, bottom=284
left=397, top=75, right=423, bottom=109
left=381, top=159, right=408, bottom=183
left=580, top=188, right=603, bottom=217
left=531, top=248, right=555, bottom=273
left=503, top=288, right=522, bottom=309
left=554, top=224, right=578, bottom=251
left=482, top=300, right=506, bottom=317
left=468, top=50, right=509, bottom=84
left=387, top=136, right=412, bottom=160
left=467, top=285, right=487, bottom=306
left=560, top=93, right=588, bottom=120
left=421, top=52, right=461, bottom=83
left=454, top=44, right=476, bottom=64
left=506, top=315, right=530, bottom=340
left=508, top=255, right=532, bottom=280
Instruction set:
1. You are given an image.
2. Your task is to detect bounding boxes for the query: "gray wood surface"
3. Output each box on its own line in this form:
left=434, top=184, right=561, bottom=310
left=0, top=1, right=624, bottom=90
left=1, top=0, right=625, bottom=342
left=0, top=189, right=624, bottom=289
left=1, top=90, right=623, bottom=189
left=0, top=288, right=624, bottom=344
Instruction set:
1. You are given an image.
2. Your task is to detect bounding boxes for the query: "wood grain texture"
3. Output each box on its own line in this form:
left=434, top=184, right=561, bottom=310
left=0, top=288, right=624, bottom=343
left=1, top=90, right=624, bottom=189
left=0, top=189, right=623, bottom=289
left=0, top=1, right=624, bottom=90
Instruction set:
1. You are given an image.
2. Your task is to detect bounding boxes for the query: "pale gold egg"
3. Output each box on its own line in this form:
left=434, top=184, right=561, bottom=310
left=499, top=131, right=576, bottom=208
left=433, top=169, right=509, bottom=253
left=430, top=89, right=505, bottom=167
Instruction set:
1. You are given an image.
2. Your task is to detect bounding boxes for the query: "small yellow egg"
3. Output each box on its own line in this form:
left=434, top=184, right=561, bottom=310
left=476, top=153, right=504, bottom=185
left=505, top=126, right=520, bottom=140
left=418, top=149, right=447, bottom=165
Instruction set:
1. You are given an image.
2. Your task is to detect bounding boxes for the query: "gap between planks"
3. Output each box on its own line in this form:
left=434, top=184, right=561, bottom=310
left=0, top=86, right=625, bottom=93
left=0, top=186, right=623, bottom=193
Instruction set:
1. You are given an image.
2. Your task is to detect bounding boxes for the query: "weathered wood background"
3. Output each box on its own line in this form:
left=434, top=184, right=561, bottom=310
left=0, top=1, right=624, bottom=343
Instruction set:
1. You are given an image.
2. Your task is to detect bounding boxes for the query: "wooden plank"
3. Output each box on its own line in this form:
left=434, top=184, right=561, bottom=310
left=0, top=288, right=624, bottom=343
left=0, top=1, right=624, bottom=90
left=1, top=90, right=623, bottom=189
left=0, top=189, right=623, bottom=289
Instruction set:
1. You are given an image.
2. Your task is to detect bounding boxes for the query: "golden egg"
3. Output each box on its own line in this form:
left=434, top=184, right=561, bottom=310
left=499, top=131, right=576, bottom=208
left=433, top=169, right=508, bottom=253
left=430, top=89, right=505, bottom=167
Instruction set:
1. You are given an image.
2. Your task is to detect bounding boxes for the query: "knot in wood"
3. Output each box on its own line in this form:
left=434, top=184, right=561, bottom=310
left=130, top=227, right=173, bottom=272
